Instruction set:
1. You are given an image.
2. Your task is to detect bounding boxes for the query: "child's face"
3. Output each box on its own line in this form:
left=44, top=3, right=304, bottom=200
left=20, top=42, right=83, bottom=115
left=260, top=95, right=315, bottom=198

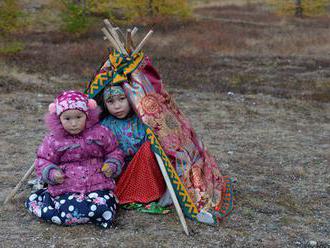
left=60, top=109, right=87, bottom=135
left=105, top=94, right=131, bottom=119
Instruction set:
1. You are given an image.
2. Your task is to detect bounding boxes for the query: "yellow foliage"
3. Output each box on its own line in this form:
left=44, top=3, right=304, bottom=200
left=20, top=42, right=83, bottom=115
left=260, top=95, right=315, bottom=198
left=268, top=0, right=330, bottom=16
left=0, top=0, right=22, bottom=34
left=106, top=0, right=191, bottom=22
left=88, top=0, right=114, bottom=15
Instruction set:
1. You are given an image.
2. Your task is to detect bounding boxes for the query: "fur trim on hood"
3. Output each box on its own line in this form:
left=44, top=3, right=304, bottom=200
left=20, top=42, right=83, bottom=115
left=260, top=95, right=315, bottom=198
left=45, top=107, right=101, bottom=138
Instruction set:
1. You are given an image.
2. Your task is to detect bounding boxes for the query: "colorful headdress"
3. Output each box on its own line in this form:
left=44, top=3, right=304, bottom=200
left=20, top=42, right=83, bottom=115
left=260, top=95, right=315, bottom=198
left=49, top=90, right=97, bottom=116
left=103, top=85, right=125, bottom=100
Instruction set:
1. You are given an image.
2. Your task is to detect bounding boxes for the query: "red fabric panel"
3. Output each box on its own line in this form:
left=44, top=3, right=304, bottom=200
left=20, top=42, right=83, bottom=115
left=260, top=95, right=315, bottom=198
left=115, top=141, right=166, bottom=204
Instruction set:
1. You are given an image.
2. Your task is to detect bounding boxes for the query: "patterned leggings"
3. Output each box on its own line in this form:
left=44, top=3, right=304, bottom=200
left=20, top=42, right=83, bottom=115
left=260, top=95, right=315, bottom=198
left=25, top=189, right=118, bottom=228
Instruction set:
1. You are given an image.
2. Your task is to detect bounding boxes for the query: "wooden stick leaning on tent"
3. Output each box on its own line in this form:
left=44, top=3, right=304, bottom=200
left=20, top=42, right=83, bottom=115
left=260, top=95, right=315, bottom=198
left=143, top=126, right=197, bottom=235
left=154, top=153, right=190, bottom=235
left=4, top=163, right=35, bottom=204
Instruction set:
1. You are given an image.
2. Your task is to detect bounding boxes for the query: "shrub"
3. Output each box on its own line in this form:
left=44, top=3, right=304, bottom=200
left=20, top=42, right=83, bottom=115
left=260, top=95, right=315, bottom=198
left=60, top=0, right=91, bottom=33
left=0, top=0, right=23, bottom=34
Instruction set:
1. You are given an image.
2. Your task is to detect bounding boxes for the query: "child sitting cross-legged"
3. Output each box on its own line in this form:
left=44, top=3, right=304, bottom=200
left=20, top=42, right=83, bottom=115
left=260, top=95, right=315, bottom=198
left=25, top=90, right=124, bottom=228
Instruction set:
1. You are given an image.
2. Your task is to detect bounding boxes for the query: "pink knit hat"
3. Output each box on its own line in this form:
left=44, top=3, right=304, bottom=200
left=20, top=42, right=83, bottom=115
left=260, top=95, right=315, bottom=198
left=48, top=90, right=97, bottom=116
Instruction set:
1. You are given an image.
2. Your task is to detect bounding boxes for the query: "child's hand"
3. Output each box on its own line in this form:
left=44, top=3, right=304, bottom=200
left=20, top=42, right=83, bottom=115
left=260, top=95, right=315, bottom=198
left=52, top=170, right=65, bottom=184
left=101, top=163, right=113, bottom=178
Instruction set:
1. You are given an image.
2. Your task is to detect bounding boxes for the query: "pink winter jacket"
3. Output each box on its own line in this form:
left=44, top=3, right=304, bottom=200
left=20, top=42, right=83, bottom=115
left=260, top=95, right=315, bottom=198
left=35, top=108, right=124, bottom=197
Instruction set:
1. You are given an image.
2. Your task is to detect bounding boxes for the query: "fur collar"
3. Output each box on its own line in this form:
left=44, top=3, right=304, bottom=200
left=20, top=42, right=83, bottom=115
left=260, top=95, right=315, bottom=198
left=45, top=107, right=101, bottom=138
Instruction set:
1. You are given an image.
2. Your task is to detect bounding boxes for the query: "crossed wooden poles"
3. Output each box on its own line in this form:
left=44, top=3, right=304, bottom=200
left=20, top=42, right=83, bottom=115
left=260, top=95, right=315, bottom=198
left=4, top=20, right=190, bottom=235
left=101, top=19, right=153, bottom=56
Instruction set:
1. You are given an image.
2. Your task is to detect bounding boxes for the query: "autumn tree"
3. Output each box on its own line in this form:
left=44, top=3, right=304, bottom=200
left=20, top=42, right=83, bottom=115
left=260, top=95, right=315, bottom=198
left=268, top=0, right=330, bottom=17
left=295, top=0, right=303, bottom=17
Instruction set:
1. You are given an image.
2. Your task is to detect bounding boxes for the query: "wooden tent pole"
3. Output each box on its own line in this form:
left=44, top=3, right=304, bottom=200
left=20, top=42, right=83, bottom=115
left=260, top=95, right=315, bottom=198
left=4, top=164, right=35, bottom=204
left=102, top=28, right=122, bottom=53
left=154, top=153, right=189, bottom=236
left=131, top=30, right=153, bottom=56
left=103, top=19, right=128, bottom=56
left=131, top=27, right=138, bottom=37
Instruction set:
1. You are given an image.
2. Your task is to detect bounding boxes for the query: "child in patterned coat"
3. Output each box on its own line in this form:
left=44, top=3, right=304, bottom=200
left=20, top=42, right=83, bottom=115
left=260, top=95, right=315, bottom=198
left=25, top=90, right=124, bottom=228
left=100, top=85, right=169, bottom=212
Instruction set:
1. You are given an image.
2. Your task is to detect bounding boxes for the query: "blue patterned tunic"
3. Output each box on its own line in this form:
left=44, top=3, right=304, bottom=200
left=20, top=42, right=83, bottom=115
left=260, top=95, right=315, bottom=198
left=101, top=114, right=147, bottom=162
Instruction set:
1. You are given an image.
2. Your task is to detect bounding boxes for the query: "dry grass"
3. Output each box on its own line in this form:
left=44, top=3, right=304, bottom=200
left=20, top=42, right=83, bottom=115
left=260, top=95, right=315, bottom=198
left=0, top=2, right=329, bottom=247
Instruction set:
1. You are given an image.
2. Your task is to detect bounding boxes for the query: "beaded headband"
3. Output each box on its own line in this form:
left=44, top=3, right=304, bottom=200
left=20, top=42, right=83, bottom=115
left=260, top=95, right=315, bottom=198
left=103, top=85, right=125, bottom=100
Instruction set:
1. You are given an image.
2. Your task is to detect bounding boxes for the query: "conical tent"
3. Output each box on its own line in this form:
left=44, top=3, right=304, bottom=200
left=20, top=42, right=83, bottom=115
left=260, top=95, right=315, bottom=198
left=86, top=48, right=235, bottom=225
left=85, top=20, right=235, bottom=225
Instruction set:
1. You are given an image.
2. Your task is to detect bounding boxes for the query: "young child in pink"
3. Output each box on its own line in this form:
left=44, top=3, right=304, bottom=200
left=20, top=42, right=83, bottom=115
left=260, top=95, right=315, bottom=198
left=25, top=90, right=124, bottom=228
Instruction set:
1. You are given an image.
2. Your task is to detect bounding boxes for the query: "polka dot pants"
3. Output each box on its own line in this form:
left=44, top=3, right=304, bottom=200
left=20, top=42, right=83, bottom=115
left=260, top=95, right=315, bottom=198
left=25, top=189, right=118, bottom=228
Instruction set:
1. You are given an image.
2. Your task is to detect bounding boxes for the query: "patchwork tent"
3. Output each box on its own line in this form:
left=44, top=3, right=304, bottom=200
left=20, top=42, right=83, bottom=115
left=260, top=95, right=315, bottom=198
left=85, top=20, right=235, bottom=231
